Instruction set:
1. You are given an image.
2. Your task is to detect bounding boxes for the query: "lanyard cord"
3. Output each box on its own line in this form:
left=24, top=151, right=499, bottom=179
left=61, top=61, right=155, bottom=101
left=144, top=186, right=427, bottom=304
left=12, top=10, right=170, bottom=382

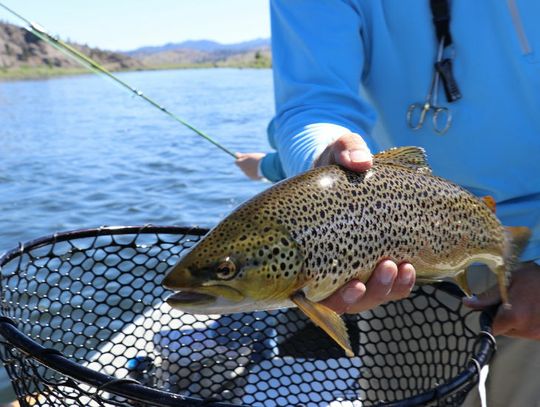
left=429, top=0, right=462, bottom=103
left=0, top=2, right=238, bottom=159
left=430, top=0, right=453, bottom=47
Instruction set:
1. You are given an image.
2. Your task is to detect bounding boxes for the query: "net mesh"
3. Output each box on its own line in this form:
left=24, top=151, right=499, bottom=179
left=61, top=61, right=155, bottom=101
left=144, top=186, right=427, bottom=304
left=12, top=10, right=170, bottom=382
left=0, top=226, right=495, bottom=407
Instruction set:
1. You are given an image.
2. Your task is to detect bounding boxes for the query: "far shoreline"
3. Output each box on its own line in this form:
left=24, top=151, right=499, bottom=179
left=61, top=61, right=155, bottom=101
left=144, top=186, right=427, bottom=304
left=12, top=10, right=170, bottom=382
left=0, top=62, right=272, bottom=82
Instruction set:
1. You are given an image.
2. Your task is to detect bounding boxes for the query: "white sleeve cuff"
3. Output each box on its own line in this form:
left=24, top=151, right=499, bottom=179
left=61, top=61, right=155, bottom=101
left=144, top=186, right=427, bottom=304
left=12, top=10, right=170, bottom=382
left=282, top=123, right=353, bottom=176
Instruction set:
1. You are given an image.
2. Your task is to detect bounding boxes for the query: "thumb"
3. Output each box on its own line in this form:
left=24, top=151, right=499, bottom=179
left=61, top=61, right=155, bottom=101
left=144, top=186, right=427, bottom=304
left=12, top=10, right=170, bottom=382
left=462, top=285, right=501, bottom=309
left=332, top=133, right=373, bottom=172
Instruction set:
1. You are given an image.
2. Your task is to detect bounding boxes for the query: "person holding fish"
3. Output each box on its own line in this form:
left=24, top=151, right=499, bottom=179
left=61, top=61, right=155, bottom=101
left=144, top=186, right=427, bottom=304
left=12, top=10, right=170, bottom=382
left=234, top=1, right=540, bottom=405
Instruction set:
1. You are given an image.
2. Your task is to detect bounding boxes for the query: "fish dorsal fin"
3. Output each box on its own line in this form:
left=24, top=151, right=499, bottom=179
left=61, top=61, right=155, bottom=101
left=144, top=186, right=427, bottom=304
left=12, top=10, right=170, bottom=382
left=482, top=196, right=497, bottom=213
left=374, top=147, right=431, bottom=173
left=291, top=291, right=354, bottom=357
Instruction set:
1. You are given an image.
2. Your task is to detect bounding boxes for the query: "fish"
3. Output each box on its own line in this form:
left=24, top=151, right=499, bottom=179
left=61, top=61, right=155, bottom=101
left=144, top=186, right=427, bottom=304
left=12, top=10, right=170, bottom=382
left=163, top=147, right=530, bottom=356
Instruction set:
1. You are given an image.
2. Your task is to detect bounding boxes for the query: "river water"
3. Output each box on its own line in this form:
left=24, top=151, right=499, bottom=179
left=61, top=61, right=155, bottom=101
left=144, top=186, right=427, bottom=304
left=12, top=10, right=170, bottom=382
left=0, top=68, right=273, bottom=254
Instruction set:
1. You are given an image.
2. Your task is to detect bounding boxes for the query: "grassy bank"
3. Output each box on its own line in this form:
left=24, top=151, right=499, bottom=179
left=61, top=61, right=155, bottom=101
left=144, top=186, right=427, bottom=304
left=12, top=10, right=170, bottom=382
left=0, top=58, right=271, bottom=81
left=0, top=66, right=95, bottom=81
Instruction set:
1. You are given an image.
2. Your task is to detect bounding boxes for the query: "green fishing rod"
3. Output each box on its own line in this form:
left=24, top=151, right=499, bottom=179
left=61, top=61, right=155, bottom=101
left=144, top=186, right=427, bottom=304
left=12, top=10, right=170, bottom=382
left=0, top=2, right=238, bottom=159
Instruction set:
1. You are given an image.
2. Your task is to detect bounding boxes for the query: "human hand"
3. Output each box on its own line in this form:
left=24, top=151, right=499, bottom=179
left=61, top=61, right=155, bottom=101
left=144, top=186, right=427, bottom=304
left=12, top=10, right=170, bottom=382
left=235, top=152, right=266, bottom=180
left=320, top=261, right=416, bottom=314
left=464, top=262, right=540, bottom=340
left=313, top=132, right=373, bottom=172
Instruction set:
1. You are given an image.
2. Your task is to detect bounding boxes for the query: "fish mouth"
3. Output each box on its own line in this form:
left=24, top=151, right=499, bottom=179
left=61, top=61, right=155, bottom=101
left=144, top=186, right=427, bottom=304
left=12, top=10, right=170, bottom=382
left=165, top=285, right=245, bottom=307
left=166, top=291, right=217, bottom=306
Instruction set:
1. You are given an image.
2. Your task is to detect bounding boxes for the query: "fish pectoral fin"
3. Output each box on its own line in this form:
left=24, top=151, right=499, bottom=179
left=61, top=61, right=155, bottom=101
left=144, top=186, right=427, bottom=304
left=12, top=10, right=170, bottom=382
left=291, top=291, right=354, bottom=357
left=373, top=147, right=432, bottom=173
left=454, top=270, right=472, bottom=297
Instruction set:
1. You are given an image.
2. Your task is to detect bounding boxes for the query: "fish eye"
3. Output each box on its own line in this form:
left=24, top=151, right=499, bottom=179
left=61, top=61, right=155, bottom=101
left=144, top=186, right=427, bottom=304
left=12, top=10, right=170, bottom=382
left=216, top=257, right=237, bottom=280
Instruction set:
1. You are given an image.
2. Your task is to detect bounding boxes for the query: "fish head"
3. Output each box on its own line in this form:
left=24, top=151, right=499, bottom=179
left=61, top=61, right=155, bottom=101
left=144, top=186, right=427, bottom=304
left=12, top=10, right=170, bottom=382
left=163, top=216, right=304, bottom=314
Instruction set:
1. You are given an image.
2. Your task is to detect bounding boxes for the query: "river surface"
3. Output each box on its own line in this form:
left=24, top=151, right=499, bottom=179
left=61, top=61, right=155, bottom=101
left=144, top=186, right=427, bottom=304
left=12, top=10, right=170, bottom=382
left=0, top=68, right=273, bottom=254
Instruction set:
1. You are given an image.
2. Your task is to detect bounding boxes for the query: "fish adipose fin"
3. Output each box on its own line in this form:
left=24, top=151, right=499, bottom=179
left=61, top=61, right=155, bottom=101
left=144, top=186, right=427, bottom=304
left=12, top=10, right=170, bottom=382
left=482, top=196, right=497, bottom=213
left=374, top=147, right=431, bottom=173
left=291, top=291, right=354, bottom=357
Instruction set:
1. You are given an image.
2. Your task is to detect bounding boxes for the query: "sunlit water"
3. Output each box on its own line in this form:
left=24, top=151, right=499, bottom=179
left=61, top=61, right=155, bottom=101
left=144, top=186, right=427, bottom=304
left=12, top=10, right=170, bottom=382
left=0, top=68, right=273, bottom=254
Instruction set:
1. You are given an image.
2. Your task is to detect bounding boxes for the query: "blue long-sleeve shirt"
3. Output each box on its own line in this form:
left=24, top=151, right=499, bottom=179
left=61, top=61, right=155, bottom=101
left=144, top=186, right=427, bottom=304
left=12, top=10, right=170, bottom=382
left=269, top=0, right=540, bottom=262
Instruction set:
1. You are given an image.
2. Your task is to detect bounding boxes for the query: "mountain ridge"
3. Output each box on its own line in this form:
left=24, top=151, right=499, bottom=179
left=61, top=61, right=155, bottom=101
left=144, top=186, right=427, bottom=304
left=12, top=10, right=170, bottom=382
left=127, top=38, right=270, bottom=55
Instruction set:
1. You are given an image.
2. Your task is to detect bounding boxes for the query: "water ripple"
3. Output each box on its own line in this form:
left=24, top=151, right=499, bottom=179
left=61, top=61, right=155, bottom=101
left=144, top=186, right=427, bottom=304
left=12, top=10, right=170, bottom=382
left=0, top=69, right=273, bottom=253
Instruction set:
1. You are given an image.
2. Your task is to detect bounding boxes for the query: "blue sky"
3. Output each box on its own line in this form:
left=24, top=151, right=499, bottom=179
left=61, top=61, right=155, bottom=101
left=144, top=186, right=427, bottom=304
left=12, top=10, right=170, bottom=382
left=0, top=1, right=271, bottom=51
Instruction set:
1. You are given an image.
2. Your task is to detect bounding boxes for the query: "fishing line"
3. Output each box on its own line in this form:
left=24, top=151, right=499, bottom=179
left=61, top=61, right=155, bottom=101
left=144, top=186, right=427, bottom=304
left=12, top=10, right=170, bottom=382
left=0, top=2, right=238, bottom=159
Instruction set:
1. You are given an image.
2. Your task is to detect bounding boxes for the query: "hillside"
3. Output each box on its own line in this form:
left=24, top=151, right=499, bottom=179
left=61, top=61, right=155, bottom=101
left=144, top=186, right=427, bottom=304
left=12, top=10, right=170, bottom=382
left=0, top=21, right=143, bottom=79
left=126, top=38, right=271, bottom=69
left=0, top=22, right=272, bottom=80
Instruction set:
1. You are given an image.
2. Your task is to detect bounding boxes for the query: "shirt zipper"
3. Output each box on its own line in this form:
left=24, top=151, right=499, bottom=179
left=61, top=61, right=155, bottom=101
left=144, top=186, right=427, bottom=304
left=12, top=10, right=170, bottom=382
left=507, top=0, right=532, bottom=55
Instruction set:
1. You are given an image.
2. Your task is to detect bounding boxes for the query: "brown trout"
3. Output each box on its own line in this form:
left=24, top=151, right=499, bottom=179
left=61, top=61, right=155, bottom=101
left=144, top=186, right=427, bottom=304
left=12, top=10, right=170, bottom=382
left=163, top=147, right=530, bottom=356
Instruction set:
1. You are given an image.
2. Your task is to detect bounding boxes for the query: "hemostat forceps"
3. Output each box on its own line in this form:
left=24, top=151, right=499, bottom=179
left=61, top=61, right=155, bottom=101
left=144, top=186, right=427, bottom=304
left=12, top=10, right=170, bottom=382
left=407, top=37, right=452, bottom=135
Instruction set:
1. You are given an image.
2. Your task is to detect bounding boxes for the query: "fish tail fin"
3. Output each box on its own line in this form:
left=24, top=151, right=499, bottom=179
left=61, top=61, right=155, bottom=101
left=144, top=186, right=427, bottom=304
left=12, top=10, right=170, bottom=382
left=504, top=226, right=531, bottom=270
left=498, top=226, right=532, bottom=306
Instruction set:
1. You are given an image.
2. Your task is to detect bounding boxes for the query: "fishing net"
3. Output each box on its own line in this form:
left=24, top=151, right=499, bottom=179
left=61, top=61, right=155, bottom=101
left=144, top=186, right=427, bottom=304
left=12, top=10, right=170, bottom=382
left=0, top=225, right=496, bottom=407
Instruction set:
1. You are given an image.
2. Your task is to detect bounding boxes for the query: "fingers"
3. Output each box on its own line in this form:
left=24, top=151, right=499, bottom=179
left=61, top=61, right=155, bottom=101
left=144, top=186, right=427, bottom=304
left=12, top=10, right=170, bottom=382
left=390, top=263, right=416, bottom=300
left=234, top=152, right=265, bottom=180
left=462, top=263, right=540, bottom=340
left=320, top=260, right=415, bottom=314
left=492, top=307, right=519, bottom=336
left=346, top=260, right=415, bottom=313
left=314, top=133, right=373, bottom=172
left=462, top=285, right=501, bottom=309
left=463, top=288, right=513, bottom=336
left=333, top=133, right=373, bottom=171
left=491, top=305, right=540, bottom=339
left=321, top=280, right=367, bottom=314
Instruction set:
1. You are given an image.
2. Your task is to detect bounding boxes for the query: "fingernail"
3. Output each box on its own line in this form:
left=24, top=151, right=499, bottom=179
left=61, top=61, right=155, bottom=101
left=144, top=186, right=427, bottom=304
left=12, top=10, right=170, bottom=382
left=462, top=294, right=478, bottom=304
left=342, top=287, right=361, bottom=304
left=349, top=150, right=371, bottom=163
left=398, top=268, right=413, bottom=285
left=378, top=267, right=394, bottom=285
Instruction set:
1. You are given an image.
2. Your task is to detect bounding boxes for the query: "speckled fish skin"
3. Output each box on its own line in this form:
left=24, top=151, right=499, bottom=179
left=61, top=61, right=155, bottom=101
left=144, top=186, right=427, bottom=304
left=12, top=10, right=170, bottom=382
left=263, top=163, right=500, bottom=301
left=163, top=147, right=529, bottom=316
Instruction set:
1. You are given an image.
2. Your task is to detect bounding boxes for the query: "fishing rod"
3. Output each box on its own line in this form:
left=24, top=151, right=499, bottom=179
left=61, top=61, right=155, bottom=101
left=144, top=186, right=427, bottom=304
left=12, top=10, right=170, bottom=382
left=0, top=2, right=238, bottom=159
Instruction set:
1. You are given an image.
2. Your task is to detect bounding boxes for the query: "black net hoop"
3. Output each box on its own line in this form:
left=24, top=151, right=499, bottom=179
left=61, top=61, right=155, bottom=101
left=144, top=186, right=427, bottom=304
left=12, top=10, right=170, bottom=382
left=0, top=225, right=496, bottom=406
